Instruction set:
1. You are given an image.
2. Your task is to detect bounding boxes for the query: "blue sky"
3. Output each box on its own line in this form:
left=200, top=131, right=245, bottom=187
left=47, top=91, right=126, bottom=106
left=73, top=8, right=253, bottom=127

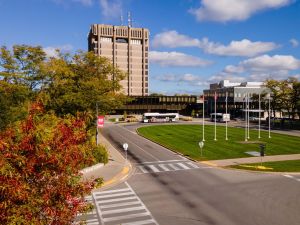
left=1, top=0, right=300, bottom=95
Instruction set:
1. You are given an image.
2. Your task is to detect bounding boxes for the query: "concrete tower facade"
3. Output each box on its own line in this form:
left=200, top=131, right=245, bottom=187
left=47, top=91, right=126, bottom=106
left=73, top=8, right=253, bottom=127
left=88, top=24, right=149, bottom=96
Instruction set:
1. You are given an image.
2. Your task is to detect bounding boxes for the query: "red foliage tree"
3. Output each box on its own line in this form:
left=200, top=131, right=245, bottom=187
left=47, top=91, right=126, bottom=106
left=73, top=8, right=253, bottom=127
left=0, top=102, right=97, bottom=224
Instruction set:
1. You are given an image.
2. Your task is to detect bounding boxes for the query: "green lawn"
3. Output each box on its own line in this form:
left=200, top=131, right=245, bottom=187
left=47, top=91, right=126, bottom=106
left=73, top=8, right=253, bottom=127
left=230, top=160, right=300, bottom=172
left=137, top=125, right=300, bottom=161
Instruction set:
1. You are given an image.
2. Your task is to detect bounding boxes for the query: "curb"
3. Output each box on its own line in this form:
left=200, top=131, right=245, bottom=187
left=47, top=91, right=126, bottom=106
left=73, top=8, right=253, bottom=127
left=100, top=163, right=133, bottom=190
left=80, top=163, right=104, bottom=175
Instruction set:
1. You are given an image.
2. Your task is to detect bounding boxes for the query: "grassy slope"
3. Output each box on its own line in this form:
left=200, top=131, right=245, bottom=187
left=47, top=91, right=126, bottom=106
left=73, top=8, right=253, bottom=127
left=137, top=125, right=300, bottom=161
left=230, top=160, right=300, bottom=172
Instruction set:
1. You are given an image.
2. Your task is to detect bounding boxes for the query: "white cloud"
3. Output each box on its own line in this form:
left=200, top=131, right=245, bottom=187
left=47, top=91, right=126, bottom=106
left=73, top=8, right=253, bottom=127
left=221, top=54, right=300, bottom=81
left=179, top=73, right=201, bottom=82
left=152, top=30, right=278, bottom=57
left=152, top=30, right=201, bottom=48
left=52, top=0, right=93, bottom=6
left=43, top=44, right=73, bottom=58
left=155, top=73, right=209, bottom=87
left=202, top=38, right=278, bottom=57
left=190, top=0, right=293, bottom=22
left=208, top=74, right=247, bottom=83
left=290, top=38, right=299, bottom=47
left=99, top=0, right=122, bottom=19
left=240, top=54, right=300, bottom=71
left=74, top=0, right=93, bottom=6
left=149, top=51, right=212, bottom=67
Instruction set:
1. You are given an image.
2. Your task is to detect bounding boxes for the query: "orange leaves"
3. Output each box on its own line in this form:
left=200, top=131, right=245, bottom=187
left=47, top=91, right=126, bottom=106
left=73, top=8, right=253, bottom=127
left=0, top=102, right=96, bottom=224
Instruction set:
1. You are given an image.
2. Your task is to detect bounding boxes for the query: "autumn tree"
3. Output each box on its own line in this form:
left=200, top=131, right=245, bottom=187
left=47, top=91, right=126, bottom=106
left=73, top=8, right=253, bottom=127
left=0, top=102, right=107, bottom=224
left=1, top=45, right=129, bottom=130
left=41, top=50, right=128, bottom=118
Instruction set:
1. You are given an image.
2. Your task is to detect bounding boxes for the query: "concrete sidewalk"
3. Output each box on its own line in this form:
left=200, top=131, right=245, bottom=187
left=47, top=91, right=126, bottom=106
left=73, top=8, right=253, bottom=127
left=203, top=154, right=300, bottom=167
left=81, top=131, right=132, bottom=190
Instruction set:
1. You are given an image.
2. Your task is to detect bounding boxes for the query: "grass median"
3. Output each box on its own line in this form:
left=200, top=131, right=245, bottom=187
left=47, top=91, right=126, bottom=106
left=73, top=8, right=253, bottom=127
left=230, top=160, right=300, bottom=172
left=137, top=124, right=300, bottom=161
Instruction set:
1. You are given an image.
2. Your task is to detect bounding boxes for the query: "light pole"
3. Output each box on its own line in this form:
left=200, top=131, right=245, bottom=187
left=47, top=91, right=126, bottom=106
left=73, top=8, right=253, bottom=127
left=202, top=94, right=205, bottom=142
left=258, top=92, right=261, bottom=139
left=96, top=102, right=99, bottom=145
left=268, top=94, right=271, bottom=138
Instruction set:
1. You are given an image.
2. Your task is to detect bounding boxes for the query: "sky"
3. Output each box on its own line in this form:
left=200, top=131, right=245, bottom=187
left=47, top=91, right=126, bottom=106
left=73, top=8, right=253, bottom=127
left=1, top=0, right=300, bottom=95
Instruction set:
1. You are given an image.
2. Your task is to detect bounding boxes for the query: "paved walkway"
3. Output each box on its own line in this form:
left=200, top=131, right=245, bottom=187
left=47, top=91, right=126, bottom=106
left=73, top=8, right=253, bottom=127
left=203, top=154, right=300, bottom=167
left=81, top=130, right=132, bottom=190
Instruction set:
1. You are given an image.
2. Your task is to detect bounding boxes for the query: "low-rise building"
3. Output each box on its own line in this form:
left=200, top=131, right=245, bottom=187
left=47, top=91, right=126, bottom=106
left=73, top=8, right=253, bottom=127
left=203, top=80, right=270, bottom=118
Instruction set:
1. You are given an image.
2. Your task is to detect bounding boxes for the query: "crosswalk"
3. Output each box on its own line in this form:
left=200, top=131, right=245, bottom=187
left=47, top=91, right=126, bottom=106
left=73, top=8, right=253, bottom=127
left=135, top=159, right=205, bottom=174
left=76, top=195, right=99, bottom=225
left=92, top=182, right=158, bottom=225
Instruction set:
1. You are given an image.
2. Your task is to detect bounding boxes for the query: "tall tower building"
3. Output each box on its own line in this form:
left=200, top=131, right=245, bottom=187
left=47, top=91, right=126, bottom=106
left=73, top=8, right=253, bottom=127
left=88, top=24, right=149, bottom=96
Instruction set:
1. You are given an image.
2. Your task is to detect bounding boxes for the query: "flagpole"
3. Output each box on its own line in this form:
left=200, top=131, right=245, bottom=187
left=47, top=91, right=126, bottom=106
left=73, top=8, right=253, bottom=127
left=269, top=94, right=271, bottom=138
left=258, top=92, right=261, bottom=139
left=202, top=93, right=205, bottom=141
left=247, top=93, right=250, bottom=140
left=225, top=91, right=228, bottom=141
left=245, top=94, right=247, bottom=142
left=214, top=91, right=217, bottom=141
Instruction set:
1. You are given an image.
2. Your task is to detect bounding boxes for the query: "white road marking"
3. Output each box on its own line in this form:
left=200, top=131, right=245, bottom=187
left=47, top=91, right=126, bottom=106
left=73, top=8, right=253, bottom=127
left=95, top=188, right=130, bottom=195
left=122, top=219, right=157, bottom=225
left=283, top=174, right=300, bottom=182
left=95, top=192, right=134, bottom=199
left=158, top=164, right=170, bottom=171
left=100, top=201, right=140, bottom=209
left=136, top=160, right=205, bottom=174
left=116, top=125, right=160, bottom=161
left=93, top=182, right=158, bottom=225
left=101, top=206, right=146, bottom=215
left=102, top=212, right=151, bottom=222
left=137, top=159, right=188, bottom=165
left=168, top=163, right=181, bottom=170
left=176, top=162, right=190, bottom=170
left=186, top=162, right=199, bottom=169
left=99, top=196, right=138, bottom=204
left=148, top=165, right=160, bottom=173
left=138, top=166, right=149, bottom=173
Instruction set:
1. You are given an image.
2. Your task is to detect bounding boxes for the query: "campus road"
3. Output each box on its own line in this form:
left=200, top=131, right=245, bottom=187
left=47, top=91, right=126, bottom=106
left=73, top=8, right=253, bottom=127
left=97, top=123, right=300, bottom=225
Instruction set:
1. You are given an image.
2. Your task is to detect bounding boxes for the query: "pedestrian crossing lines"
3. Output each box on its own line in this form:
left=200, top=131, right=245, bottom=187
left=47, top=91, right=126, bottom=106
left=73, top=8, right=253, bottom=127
left=76, top=195, right=99, bottom=225
left=93, top=182, right=158, bottom=225
left=135, top=159, right=204, bottom=174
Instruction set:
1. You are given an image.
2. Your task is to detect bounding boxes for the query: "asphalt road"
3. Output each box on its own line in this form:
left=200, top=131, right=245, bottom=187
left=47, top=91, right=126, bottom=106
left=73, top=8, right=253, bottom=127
left=94, top=122, right=300, bottom=225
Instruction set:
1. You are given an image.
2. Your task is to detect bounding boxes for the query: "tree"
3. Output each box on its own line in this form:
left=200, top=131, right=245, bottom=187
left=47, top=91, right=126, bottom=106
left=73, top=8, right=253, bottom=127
left=0, top=45, right=47, bottom=91
left=0, top=81, right=30, bottom=130
left=40, top=50, right=128, bottom=118
left=0, top=102, right=106, bottom=224
left=1, top=45, right=129, bottom=130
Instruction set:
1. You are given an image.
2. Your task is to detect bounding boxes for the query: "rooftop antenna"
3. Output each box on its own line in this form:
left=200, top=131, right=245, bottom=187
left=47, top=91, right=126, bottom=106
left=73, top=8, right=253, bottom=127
left=120, top=12, right=124, bottom=26
left=128, top=11, right=132, bottom=27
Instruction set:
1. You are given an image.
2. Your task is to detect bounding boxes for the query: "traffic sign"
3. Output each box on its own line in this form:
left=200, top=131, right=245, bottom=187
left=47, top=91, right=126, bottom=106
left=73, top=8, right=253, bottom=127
left=199, top=141, right=204, bottom=149
left=123, top=143, right=128, bottom=151
left=199, top=141, right=204, bottom=157
left=97, top=116, right=104, bottom=128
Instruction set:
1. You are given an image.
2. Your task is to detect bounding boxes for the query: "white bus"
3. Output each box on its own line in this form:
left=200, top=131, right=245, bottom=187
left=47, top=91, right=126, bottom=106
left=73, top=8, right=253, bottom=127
left=142, top=113, right=179, bottom=123
left=210, top=113, right=230, bottom=122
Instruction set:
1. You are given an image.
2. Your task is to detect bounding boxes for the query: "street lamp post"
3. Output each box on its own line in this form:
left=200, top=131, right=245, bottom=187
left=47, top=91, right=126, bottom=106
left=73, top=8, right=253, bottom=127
left=96, top=103, right=99, bottom=145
